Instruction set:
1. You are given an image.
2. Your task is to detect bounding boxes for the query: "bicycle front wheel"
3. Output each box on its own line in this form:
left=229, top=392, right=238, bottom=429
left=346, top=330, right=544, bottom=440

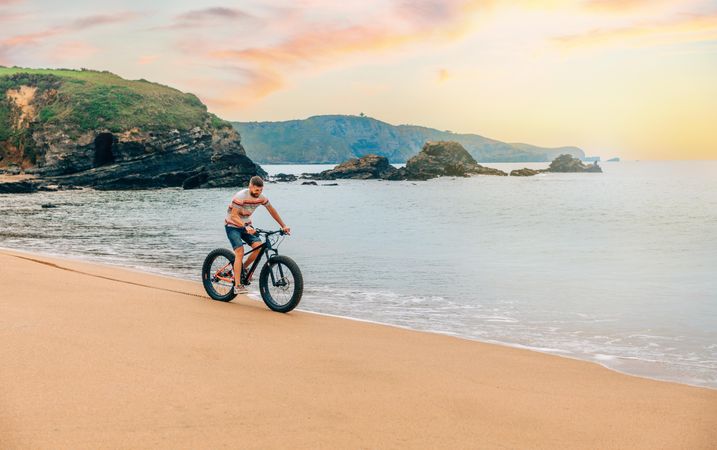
left=259, top=255, right=303, bottom=313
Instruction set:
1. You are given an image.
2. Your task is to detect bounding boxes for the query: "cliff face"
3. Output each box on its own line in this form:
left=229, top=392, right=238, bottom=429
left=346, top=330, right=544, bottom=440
left=0, top=68, right=264, bottom=190
left=233, top=115, right=587, bottom=164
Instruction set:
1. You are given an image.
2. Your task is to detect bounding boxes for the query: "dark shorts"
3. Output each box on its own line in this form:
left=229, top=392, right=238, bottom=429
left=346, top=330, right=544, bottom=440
left=225, top=224, right=261, bottom=250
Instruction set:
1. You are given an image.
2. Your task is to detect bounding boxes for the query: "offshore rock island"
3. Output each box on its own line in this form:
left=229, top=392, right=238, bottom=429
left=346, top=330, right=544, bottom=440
left=298, top=142, right=600, bottom=182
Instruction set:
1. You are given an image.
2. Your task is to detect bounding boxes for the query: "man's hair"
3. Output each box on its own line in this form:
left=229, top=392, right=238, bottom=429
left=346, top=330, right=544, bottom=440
left=249, top=176, right=264, bottom=187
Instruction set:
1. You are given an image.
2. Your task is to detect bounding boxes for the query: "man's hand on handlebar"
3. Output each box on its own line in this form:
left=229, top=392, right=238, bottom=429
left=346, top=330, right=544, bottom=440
left=281, top=226, right=291, bottom=235
left=245, top=225, right=256, bottom=235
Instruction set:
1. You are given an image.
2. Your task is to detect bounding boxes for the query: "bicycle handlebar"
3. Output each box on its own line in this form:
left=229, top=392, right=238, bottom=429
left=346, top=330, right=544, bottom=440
left=253, top=228, right=286, bottom=236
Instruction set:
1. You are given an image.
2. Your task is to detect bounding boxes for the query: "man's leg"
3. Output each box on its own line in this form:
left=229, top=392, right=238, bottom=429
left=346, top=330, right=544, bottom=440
left=233, top=247, right=244, bottom=287
left=243, top=241, right=263, bottom=280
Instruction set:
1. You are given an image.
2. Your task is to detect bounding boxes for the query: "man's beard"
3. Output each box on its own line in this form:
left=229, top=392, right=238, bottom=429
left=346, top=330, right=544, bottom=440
left=250, top=191, right=260, bottom=198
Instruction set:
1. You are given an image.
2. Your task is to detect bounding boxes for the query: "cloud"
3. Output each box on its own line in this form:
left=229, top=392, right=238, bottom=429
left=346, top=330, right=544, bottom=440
left=437, top=68, right=451, bottom=83
left=554, top=12, right=717, bottom=49
left=158, top=7, right=253, bottom=30
left=1, top=29, right=61, bottom=47
left=68, top=12, right=140, bottom=30
left=0, top=11, right=139, bottom=64
left=49, top=40, right=99, bottom=62
left=138, top=54, right=159, bottom=65
left=199, top=0, right=494, bottom=107
left=583, top=0, right=652, bottom=11
left=581, top=0, right=678, bottom=13
left=177, top=6, right=251, bottom=22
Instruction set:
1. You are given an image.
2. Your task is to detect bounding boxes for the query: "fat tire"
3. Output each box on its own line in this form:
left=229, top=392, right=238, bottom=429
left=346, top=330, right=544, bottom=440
left=202, top=248, right=238, bottom=302
left=259, top=255, right=303, bottom=313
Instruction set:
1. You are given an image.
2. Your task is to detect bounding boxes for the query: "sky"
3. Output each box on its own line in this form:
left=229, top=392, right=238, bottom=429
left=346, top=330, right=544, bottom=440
left=1, top=0, right=716, bottom=160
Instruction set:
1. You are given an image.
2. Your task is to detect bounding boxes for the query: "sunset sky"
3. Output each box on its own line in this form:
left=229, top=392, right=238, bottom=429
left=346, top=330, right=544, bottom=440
left=1, top=0, right=716, bottom=160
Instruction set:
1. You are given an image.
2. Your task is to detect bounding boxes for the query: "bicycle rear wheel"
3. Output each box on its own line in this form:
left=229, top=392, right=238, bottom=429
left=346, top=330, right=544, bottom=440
left=202, top=248, right=237, bottom=302
left=259, top=255, right=303, bottom=313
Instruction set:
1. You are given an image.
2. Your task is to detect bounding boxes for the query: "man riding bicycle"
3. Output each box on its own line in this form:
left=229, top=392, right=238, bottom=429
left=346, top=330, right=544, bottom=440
left=225, top=176, right=290, bottom=294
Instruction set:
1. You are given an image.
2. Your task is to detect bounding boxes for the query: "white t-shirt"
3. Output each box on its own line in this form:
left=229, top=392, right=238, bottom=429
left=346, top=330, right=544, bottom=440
left=225, top=188, right=269, bottom=227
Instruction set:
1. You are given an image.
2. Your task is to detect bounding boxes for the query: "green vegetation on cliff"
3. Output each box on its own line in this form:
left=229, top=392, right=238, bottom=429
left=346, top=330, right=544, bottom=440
left=0, top=67, right=231, bottom=135
left=0, top=67, right=232, bottom=167
left=233, top=115, right=586, bottom=164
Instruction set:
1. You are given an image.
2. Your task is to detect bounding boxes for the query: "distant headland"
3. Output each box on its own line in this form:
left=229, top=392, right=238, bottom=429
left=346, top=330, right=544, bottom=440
left=233, top=115, right=588, bottom=164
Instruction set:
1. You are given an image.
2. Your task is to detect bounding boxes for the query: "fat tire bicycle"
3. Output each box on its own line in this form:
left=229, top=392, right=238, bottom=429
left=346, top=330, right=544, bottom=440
left=202, top=228, right=303, bottom=313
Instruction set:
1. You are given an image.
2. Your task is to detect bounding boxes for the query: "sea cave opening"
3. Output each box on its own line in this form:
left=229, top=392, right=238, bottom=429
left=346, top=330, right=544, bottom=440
left=93, top=133, right=115, bottom=167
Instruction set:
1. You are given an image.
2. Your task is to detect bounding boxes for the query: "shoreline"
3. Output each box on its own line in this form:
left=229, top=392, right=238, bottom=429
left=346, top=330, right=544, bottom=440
left=1, top=248, right=716, bottom=447
left=2, top=244, right=714, bottom=392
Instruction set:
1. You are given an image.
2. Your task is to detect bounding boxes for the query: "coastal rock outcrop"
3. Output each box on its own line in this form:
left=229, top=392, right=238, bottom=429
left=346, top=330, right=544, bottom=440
left=305, top=154, right=400, bottom=180
left=300, top=141, right=508, bottom=181
left=0, top=69, right=265, bottom=191
left=403, top=141, right=507, bottom=180
left=0, top=179, right=42, bottom=193
left=510, top=168, right=542, bottom=177
left=273, top=173, right=298, bottom=182
left=38, top=126, right=266, bottom=190
left=547, top=154, right=602, bottom=173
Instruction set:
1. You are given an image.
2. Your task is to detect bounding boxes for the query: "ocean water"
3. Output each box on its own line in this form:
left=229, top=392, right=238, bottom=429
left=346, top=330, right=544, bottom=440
left=1, top=161, right=716, bottom=388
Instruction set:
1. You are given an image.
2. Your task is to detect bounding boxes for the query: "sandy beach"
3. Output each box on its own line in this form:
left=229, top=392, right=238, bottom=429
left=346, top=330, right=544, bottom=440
left=0, top=249, right=715, bottom=449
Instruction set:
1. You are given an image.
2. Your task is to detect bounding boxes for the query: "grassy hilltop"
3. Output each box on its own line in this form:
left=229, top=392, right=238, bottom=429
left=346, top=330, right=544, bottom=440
left=0, top=67, right=232, bottom=167
left=0, top=67, right=229, bottom=141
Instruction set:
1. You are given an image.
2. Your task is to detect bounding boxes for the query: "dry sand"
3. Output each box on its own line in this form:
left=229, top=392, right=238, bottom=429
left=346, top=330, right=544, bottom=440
left=1, top=249, right=715, bottom=449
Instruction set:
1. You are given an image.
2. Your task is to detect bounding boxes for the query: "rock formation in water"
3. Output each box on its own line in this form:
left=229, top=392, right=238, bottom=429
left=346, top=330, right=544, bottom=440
left=302, top=154, right=400, bottom=180
left=402, top=141, right=507, bottom=180
left=547, top=154, right=602, bottom=173
left=509, top=168, right=542, bottom=177
left=509, top=154, right=603, bottom=177
left=300, top=142, right=508, bottom=181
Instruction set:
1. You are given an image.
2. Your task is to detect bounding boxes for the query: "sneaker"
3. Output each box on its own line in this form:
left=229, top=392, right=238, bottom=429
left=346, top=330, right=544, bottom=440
left=233, top=285, right=248, bottom=295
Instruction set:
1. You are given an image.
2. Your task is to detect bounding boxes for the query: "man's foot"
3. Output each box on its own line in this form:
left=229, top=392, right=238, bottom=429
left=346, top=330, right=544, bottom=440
left=243, top=265, right=254, bottom=281
left=233, top=285, right=248, bottom=295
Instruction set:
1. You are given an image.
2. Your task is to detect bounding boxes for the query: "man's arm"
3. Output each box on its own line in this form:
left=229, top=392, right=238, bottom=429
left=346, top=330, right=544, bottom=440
left=265, top=203, right=290, bottom=234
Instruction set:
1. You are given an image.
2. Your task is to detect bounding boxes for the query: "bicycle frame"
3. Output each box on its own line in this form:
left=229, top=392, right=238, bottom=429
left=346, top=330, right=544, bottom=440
left=212, top=230, right=284, bottom=286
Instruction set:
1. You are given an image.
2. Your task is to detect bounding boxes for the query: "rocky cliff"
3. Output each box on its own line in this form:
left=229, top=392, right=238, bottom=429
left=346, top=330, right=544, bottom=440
left=0, top=68, right=264, bottom=191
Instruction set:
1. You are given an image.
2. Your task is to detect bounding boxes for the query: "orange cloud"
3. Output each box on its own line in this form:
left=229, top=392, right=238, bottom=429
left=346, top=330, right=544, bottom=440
left=1, top=29, right=61, bottom=47
left=437, top=68, right=451, bottom=83
left=138, top=55, right=159, bottom=65
left=201, top=0, right=495, bottom=107
left=49, top=40, right=98, bottom=62
left=583, top=0, right=653, bottom=11
left=554, top=12, right=717, bottom=49
left=0, top=11, right=139, bottom=62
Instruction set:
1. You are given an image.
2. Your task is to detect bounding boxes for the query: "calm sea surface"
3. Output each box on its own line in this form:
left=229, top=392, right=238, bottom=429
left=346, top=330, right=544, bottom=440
left=1, top=161, right=716, bottom=388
